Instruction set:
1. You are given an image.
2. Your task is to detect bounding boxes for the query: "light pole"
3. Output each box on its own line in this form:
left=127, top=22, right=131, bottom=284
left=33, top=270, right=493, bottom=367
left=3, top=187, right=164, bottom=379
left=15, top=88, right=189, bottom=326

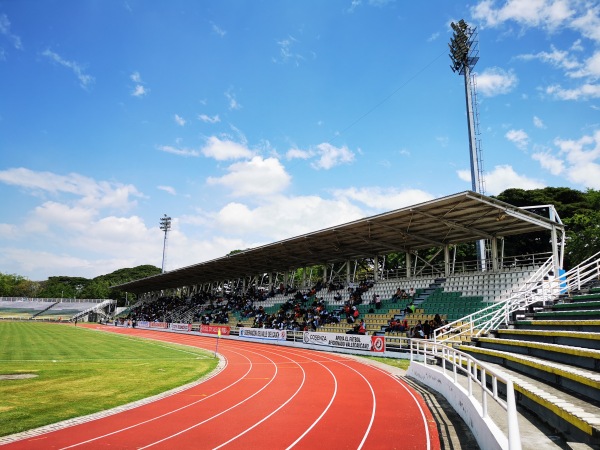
left=449, top=19, right=487, bottom=270
left=159, top=214, right=171, bottom=273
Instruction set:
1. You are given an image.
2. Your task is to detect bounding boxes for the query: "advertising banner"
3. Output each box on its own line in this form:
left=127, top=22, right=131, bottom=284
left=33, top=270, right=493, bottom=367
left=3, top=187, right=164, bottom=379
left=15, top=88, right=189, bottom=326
left=239, top=328, right=287, bottom=341
left=371, top=335, right=385, bottom=353
left=170, top=323, right=192, bottom=332
left=201, top=325, right=231, bottom=336
left=149, top=321, right=168, bottom=329
left=303, top=331, right=373, bottom=351
left=137, top=321, right=150, bottom=328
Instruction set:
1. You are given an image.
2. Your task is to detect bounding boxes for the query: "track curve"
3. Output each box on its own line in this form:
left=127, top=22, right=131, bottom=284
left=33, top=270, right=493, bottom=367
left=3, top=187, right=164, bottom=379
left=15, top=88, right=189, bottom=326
left=3, top=326, right=440, bottom=450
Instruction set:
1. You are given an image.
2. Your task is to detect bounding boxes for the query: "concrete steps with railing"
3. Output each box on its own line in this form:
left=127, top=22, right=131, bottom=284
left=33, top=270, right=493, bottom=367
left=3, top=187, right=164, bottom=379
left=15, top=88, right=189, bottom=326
left=458, top=284, right=600, bottom=447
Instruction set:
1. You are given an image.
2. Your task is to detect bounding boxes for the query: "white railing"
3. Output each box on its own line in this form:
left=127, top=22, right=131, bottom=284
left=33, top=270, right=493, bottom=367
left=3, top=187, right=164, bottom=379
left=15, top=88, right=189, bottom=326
left=409, top=339, right=521, bottom=450
left=563, top=250, right=600, bottom=294
left=433, top=256, right=557, bottom=343
left=71, top=299, right=117, bottom=320
left=433, top=252, right=600, bottom=344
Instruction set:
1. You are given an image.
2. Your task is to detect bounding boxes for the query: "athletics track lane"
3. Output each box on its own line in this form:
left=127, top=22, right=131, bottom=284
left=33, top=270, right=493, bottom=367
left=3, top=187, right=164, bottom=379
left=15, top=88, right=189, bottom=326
left=3, top=325, right=440, bottom=450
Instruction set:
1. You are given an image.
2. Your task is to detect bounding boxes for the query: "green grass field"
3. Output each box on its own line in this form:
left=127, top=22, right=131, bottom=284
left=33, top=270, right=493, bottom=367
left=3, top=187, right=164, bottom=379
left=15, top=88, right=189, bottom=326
left=0, top=322, right=218, bottom=437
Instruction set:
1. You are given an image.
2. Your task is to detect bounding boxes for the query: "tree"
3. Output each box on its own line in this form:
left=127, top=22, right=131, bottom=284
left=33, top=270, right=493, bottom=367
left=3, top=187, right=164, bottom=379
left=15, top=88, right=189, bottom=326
left=563, top=210, right=600, bottom=265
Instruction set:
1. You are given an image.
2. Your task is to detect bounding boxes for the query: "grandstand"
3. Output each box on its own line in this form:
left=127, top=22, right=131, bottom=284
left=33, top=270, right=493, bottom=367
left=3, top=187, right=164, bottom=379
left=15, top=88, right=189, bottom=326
left=0, top=298, right=116, bottom=321
left=110, top=191, right=600, bottom=448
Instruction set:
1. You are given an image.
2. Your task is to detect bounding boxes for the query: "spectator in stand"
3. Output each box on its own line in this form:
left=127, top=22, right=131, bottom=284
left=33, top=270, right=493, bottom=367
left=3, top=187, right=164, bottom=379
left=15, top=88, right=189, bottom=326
left=358, top=319, right=366, bottom=335
left=423, top=319, right=431, bottom=339
left=386, top=317, right=397, bottom=333
left=374, top=294, right=382, bottom=310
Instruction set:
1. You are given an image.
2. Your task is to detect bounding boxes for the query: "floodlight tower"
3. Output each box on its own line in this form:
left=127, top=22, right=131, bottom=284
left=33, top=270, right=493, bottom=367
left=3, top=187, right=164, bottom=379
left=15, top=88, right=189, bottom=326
left=159, top=214, right=172, bottom=273
left=449, top=19, right=487, bottom=270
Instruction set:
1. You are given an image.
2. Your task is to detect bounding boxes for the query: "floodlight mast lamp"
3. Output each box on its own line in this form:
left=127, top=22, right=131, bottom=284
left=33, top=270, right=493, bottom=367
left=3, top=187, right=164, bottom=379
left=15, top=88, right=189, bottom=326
left=449, top=19, right=481, bottom=193
left=449, top=19, right=487, bottom=270
left=159, top=214, right=171, bottom=273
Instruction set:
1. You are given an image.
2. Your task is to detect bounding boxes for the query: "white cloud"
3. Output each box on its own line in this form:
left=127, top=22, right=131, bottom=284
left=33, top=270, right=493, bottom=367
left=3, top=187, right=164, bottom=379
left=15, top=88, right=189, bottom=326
left=157, top=145, right=200, bottom=157
left=568, top=50, right=600, bottom=79
left=211, top=22, right=226, bottom=37
left=505, top=129, right=529, bottom=150
left=570, top=5, right=600, bottom=43
left=286, top=148, right=313, bottom=160
left=132, top=84, right=148, bottom=97
left=174, top=114, right=186, bottom=126
left=459, top=164, right=545, bottom=195
left=225, top=89, right=241, bottom=110
left=198, top=114, right=221, bottom=124
left=0, top=168, right=142, bottom=211
left=427, top=32, right=440, bottom=42
left=530, top=131, right=600, bottom=188
left=332, top=187, right=434, bottom=211
left=517, top=45, right=581, bottom=72
left=201, top=136, right=253, bottom=160
left=211, top=195, right=364, bottom=240
left=533, top=116, right=545, bottom=128
left=476, top=67, right=518, bottom=97
left=274, top=35, right=306, bottom=66
left=42, top=49, right=94, bottom=89
left=285, top=143, right=355, bottom=169
left=0, top=14, right=23, bottom=50
left=311, top=143, right=355, bottom=170
left=471, top=0, right=574, bottom=30
left=130, top=71, right=143, bottom=83
left=532, top=151, right=564, bottom=175
left=207, top=156, right=291, bottom=197
left=0, top=169, right=158, bottom=279
left=157, top=185, right=177, bottom=195
left=546, top=83, right=600, bottom=100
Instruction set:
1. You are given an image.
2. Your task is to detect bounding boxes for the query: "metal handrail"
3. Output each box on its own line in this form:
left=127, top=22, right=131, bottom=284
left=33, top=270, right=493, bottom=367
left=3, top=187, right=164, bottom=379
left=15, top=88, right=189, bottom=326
left=562, top=250, right=600, bottom=293
left=409, top=339, right=521, bottom=450
left=434, top=256, right=557, bottom=343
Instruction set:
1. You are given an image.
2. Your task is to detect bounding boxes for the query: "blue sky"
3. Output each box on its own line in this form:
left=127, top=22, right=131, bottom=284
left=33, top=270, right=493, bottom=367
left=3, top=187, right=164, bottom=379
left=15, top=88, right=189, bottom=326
left=1, top=0, right=599, bottom=281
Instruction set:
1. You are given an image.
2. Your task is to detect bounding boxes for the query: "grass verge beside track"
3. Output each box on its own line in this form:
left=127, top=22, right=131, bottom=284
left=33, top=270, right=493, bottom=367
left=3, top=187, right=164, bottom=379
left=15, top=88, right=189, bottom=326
left=0, top=322, right=218, bottom=437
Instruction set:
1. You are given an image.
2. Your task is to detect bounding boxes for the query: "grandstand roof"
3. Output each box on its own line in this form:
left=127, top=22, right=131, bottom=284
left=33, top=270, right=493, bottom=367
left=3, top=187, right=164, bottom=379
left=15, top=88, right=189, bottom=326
left=114, top=191, right=563, bottom=294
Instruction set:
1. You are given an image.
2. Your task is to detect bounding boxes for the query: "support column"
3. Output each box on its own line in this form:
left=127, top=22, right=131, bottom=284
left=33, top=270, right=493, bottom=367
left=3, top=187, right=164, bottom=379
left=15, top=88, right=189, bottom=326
left=444, top=245, right=450, bottom=277
left=406, top=252, right=412, bottom=278
left=491, top=237, right=499, bottom=271
left=346, top=261, right=351, bottom=285
left=374, top=255, right=379, bottom=281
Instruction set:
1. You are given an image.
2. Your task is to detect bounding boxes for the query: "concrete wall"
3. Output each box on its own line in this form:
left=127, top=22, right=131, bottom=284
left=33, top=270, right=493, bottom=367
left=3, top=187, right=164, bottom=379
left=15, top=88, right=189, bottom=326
left=407, top=362, right=508, bottom=450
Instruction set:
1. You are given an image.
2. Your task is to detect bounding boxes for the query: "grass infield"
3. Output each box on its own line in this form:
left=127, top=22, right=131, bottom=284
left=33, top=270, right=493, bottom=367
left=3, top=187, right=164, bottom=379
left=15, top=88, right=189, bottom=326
left=0, top=322, right=218, bottom=437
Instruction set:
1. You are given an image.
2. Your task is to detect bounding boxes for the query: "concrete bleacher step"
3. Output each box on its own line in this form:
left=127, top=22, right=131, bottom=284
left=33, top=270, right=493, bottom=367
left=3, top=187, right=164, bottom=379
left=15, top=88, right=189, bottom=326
left=473, top=337, right=600, bottom=371
left=515, top=319, right=600, bottom=333
left=458, top=345, right=600, bottom=405
left=470, top=358, right=600, bottom=447
left=554, top=301, right=600, bottom=311
left=497, top=328, right=600, bottom=351
left=534, top=309, right=600, bottom=320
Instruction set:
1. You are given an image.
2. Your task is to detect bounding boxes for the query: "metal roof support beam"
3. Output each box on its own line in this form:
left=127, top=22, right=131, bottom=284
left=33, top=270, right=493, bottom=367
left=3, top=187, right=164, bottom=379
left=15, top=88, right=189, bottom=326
left=414, top=209, right=493, bottom=240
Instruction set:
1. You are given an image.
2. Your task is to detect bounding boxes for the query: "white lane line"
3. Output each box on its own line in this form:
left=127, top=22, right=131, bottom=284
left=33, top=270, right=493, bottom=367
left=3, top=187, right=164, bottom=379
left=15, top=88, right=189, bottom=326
left=138, top=349, right=281, bottom=449
left=212, top=353, right=307, bottom=449
left=59, top=349, right=251, bottom=450
left=353, top=360, right=433, bottom=450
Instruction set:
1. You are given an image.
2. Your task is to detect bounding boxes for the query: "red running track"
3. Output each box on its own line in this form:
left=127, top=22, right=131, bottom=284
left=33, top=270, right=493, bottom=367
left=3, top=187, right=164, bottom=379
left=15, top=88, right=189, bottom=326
left=4, top=325, right=441, bottom=450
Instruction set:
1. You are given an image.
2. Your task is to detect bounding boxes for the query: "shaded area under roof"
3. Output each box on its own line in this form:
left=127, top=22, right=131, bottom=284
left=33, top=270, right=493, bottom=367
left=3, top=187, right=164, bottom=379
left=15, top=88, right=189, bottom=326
left=114, top=191, right=562, bottom=294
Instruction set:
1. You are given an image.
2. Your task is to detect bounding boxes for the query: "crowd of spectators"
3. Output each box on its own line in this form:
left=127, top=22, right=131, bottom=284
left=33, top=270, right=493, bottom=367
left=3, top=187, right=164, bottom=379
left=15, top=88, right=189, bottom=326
left=125, top=279, right=449, bottom=340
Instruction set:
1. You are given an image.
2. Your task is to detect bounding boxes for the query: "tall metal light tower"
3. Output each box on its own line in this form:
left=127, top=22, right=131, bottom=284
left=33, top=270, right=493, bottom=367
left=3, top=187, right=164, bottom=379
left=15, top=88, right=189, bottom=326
left=159, top=214, right=171, bottom=273
left=449, top=19, right=487, bottom=270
